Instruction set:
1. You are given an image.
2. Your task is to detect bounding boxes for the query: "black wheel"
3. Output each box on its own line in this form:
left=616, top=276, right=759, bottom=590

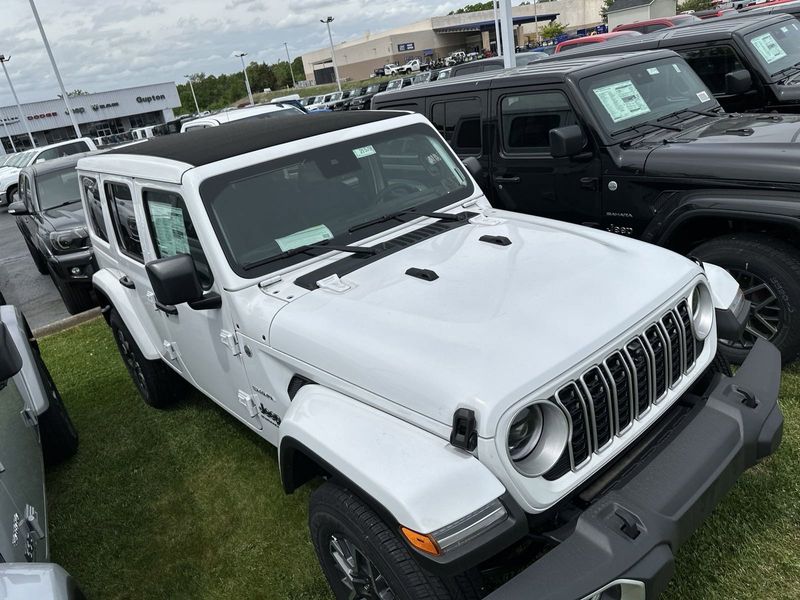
left=4, top=185, right=16, bottom=206
left=309, top=482, right=482, bottom=600
left=108, top=308, right=189, bottom=408
left=24, top=237, right=49, bottom=275
left=0, top=288, right=5, bottom=304
left=48, top=266, right=95, bottom=315
left=33, top=345, right=79, bottom=465
left=691, top=234, right=800, bottom=364
left=710, top=351, right=733, bottom=377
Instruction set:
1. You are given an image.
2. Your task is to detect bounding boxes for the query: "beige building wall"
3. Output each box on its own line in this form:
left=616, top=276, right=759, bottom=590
left=608, top=0, right=677, bottom=30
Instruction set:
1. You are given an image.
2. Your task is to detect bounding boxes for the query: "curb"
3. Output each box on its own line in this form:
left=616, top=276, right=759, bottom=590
left=33, top=307, right=102, bottom=338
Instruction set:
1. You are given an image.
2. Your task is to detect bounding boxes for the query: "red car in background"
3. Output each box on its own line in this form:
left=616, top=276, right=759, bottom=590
left=554, top=31, right=641, bottom=53
left=612, top=14, right=701, bottom=33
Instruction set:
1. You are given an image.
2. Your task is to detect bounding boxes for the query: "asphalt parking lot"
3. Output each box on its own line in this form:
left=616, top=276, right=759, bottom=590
left=0, top=206, right=71, bottom=329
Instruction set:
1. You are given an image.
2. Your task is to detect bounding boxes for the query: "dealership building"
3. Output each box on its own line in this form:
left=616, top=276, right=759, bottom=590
left=0, top=81, right=180, bottom=155
left=302, top=0, right=603, bottom=84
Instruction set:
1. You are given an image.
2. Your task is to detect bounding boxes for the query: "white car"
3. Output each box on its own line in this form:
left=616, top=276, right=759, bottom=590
left=0, top=138, right=97, bottom=206
left=77, top=111, right=782, bottom=599
left=180, top=103, right=304, bottom=132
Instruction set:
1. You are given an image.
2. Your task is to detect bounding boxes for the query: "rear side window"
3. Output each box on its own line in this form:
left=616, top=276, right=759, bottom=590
left=82, top=176, right=108, bottom=242
left=105, top=182, right=143, bottom=261
left=36, top=141, right=89, bottom=162
left=500, top=91, right=578, bottom=153
left=430, top=99, right=482, bottom=155
left=679, top=46, right=747, bottom=94
left=143, top=190, right=213, bottom=289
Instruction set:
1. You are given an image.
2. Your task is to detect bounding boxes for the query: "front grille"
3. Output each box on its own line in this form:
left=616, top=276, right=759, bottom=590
left=544, top=298, right=701, bottom=480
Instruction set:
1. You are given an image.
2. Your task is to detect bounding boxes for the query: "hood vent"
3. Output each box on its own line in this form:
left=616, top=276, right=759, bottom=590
left=479, top=234, right=511, bottom=247
left=405, top=267, right=438, bottom=281
left=294, top=213, right=475, bottom=291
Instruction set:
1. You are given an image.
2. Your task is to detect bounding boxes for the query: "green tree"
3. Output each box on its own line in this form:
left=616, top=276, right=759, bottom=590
left=449, top=2, right=493, bottom=14
left=677, top=0, right=713, bottom=11
left=539, top=21, right=566, bottom=40
left=601, top=0, right=614, bottom=23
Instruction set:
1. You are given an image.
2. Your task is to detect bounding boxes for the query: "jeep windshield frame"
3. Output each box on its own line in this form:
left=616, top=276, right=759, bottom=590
left=578, top=56, right=720, bottom=140
left=198, top=123, right=474, bottom=279
left=742, top=20, right=800, bottom=82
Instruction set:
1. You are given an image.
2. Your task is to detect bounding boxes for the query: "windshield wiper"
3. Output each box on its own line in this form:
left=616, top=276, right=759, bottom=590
left=348, top=209, right=467, bottom=234
left=772, top=61, right=800, bottom=80
left=47, top=200, right=81, bottom=209
left=242, top=241, right=377, bottom=271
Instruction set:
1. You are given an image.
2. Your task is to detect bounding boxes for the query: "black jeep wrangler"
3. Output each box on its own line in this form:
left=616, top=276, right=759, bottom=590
left=373, top=49, right=800, bottom=363
left=550, top=14, right=800, bottom=114
left=8, top=154, right=97, bottom=314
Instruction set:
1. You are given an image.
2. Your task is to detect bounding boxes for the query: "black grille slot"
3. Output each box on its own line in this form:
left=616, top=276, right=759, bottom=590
left=662, top=312, right=682, bottom=384
left=582, top=368, right=613, bottom=448
left=606, top=352, right=632, bottom=431
left=555, top=385, right=590, bottom=466
left=645, top=326, right=667, bottom=399
left=626, top=339, right=651, bottom=415
left=677, top=301, right=696, bottom=367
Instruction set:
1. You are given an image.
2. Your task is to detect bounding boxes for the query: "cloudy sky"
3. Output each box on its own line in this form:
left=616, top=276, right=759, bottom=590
left=0, top=0, right=462, bottom=104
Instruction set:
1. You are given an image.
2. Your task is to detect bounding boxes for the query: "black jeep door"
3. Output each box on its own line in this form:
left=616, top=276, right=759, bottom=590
left=489, top=88, right=602, bottom=225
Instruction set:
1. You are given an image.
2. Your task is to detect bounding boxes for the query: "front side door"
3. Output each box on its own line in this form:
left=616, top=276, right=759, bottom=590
left=489, top=88, right=603, bottom=225
left=0, top=376, right=46, bottom=563
left=138, top=186, right=262, bottom=432
left=427, top=94, right=488, bottom=182
left=15, top=174, right=36, bottom=245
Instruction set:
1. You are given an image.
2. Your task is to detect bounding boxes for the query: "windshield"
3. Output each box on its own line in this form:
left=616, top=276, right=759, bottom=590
left=386, top=79, right=403, bottom=90
left=36, top=168, right=81, bottom=210
left=367, top=85, right=380, bottom=93
left=744, top=21, right=800, bottom=79
left=580, top=57, right=717, bottom=135
left=5, top=150, right=34, bottom=168
left=199, top=123, right=473, bottom=277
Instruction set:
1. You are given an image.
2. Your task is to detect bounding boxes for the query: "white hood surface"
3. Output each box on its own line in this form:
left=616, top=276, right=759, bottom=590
left=269, top=214, right=700, bottom=436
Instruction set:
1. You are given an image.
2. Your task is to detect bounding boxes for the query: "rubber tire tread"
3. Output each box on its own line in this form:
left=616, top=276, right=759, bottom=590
left=309, top=481, right=482, bottom=600
left=33, top=345, right=79, bottom=465
left=710, top=351, right=733, bottom=377
left=108, top=308, right=189, bottom=408
left=691, top=233, right=800, bottom=364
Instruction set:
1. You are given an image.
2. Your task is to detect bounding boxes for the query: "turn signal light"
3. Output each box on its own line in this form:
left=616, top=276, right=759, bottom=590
left=400, top=526, right=440, bottom=556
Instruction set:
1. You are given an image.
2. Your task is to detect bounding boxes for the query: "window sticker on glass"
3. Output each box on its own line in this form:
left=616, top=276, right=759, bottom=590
left=781, top=26, right=789, bottom=33
left=696, top=91, right=711, bottom=102
left=593, top=80, right=651, bottom=123
left=673, top=64, right=682, bottom=73
left=150, top=202, right=190, bottom=256
left=353, top=145, right=376, bottom=159
left=750, top=32, right=787, bottom=64
left=647, top=67, right=660, bottom=75
left=276, top=224, right=333, bottom=252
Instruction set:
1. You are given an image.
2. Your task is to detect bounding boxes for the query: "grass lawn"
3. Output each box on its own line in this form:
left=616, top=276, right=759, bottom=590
left=41, top=318, right=800, bottom=599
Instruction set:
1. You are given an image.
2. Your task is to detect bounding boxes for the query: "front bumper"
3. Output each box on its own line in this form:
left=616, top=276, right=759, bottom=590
left=46, top=249, right=95, bottom=284
left=487, top=337, right=783, bottom=600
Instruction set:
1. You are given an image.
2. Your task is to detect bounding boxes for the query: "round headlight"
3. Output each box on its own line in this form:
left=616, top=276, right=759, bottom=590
left=507, top=400, right=569, bottom=477
left=688, top=283, right=714, bottom=340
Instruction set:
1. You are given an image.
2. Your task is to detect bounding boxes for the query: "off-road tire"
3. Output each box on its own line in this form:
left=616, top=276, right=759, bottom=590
left=309, top=481, right=482, bottom=600
left=710, top=351, right=733, bottom=377
left=24, top=236, right=49, bottom=275
left=48, top=266, right=94, bottom=315
left=691, top=233, right=800, bottom=364
left=4, top=185, right=16, bottom=206
left=108, top=308, right=189, bottom=408
left=33, top=344, right=79, bottom=465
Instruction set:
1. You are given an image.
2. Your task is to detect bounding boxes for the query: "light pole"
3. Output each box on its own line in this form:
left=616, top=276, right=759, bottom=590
left=320, top=17, right=342, bottom=92
left=0, top=56, right=35, bottom=148
left=283, top=42, right=296, bottom=88
left=499, top=0, right=515, bottom=69
left=493, top=1, right=502, bottom=57
left=28, top=0, right=82, bottom=139
left=233, top=51, right=254, bottom=105
left=184, top=74, right=200, bottom=114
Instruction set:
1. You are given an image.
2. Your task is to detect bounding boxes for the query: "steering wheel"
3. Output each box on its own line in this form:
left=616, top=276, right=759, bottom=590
left=376, top=181, right=426, bottom=203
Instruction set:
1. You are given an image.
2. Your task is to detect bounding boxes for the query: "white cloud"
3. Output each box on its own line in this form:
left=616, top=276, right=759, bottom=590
left=0, top=0, right=463, bottom=104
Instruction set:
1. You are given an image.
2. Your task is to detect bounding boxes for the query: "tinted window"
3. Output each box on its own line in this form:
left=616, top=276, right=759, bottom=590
left=82, top=176, right=108, bottom=242
left=645, top=23, right=669, bottom=33
left=36, top=141, right=89, bottom=163
left=500, top=92, right=578, bottom=152
left=429, top=99, right=482, bottom=154
left=680, top=46, right=747, bottom=94
left=144, top=190, right=213, bottom=289
left=200, top=124, right=472, bottom=277
left=744, top=21, right=800, bottom=80
left=105, top=182, right=142, bottom=261
left=36, top=169, right=80, bottom=210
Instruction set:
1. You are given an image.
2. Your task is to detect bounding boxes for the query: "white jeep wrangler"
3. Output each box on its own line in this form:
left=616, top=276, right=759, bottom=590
left=77, top=112, right=783, bottom=600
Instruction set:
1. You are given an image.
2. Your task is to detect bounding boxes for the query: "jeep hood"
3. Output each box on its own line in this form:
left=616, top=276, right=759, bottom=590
left=268, top=215, right=699, bottom=436
left=645, top=113, right=800, bottom=184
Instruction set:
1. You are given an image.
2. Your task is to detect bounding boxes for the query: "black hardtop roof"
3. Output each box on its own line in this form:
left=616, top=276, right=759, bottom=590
left=552, top=13, right=791, bottom=60
left=104, top=111, right=403, bottom=167
left=24, top=151, right=99, bottom=177
left=373, top=50, right=679, bottom=101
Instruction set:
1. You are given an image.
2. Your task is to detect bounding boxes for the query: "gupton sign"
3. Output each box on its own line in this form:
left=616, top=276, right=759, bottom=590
left=136, top=94, right=166, bottom=103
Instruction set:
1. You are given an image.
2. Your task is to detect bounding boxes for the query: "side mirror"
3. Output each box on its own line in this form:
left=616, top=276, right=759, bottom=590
left=462, top=156, right=483, bottom=180
left=146, top=254, right=204, bottom=309
left=725, top=69, right=752, bottom=95
left=550, top=125, right=586, bottom=158
left=0, top=322, right=22, bottom=382
left=7, top=201, right=29, bottom=216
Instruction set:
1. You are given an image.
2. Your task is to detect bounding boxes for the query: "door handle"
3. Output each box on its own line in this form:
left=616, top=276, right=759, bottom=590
left=580, top=177, right=599, bottom=191
left=119, top=275, right=135, bottom=289
left=495, top=176, right=521, bottom=184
